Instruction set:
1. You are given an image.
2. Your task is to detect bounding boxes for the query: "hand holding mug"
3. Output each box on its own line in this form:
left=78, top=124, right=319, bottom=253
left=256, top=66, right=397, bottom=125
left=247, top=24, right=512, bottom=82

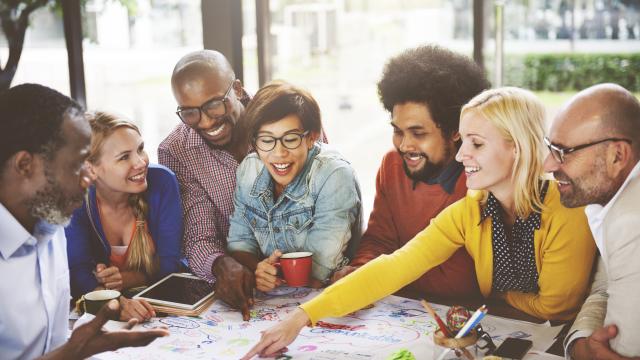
left=255, top=250, right=284, bottom=292
left=278, top=252, right=313, bottom=287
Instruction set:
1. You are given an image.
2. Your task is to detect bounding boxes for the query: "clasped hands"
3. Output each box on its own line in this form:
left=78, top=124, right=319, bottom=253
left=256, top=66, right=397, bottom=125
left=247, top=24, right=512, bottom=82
left=94, top=263, right=154, bottom=322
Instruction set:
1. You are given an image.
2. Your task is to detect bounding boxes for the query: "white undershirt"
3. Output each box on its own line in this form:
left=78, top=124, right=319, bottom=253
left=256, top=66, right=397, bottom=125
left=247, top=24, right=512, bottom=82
left=111, top=245, right=128, bottom=257
left=584, top=160, right=640, bottom=268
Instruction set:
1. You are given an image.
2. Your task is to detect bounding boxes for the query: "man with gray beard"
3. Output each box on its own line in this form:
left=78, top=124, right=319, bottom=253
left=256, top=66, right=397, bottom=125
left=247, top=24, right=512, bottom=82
left=0, top=84, right=167, bottom=360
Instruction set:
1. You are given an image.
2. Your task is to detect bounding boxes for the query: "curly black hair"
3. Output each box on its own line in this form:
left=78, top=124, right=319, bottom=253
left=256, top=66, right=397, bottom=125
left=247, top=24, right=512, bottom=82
left=0, top=83, right=82, bottom=168
left=377, top=45, right=490, bottom=138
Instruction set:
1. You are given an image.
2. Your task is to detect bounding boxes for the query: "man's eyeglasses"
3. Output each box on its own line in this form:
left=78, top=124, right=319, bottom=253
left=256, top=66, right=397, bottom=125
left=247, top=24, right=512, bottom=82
left=544, top=136, right=632, bottom=164
left=175, top=80, right=235, bottom=126
left=254, top=131, right=309, bottom=152
left=475, top=324, right=497, bottom=355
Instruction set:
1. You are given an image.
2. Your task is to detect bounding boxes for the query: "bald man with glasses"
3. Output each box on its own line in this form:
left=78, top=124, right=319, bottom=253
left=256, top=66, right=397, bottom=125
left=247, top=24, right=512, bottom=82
left=543, top=83, right=640, bottom=359
left=159, top=50, right=256, bottom=320
left=160, top=51, right=327, bottom=321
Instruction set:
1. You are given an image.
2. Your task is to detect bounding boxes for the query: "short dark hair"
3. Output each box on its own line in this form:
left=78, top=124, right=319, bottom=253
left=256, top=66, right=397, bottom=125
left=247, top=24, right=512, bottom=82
left=0, top=83, right=82, bottom=167
left=377, top=45, right=490, bottom=138
left=244, top=80, right=322, bottom=142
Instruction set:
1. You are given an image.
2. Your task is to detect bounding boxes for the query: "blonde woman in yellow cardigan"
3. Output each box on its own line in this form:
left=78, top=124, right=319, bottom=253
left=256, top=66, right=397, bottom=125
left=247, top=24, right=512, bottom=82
left=242, top=87, right=597, bottom=359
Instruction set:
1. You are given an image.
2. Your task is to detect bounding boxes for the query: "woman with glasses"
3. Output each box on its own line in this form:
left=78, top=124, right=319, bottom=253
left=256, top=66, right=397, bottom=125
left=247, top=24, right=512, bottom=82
left=66, top=112, right=183, bottom=321
left=242, top=87, right=597, bottom=359
left=227, top=81, right=362, bottom=291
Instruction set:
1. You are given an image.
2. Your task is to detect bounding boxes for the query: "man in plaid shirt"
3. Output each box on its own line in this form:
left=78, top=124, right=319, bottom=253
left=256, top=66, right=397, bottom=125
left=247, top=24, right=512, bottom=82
left=159, top=50, right=255, bottom=320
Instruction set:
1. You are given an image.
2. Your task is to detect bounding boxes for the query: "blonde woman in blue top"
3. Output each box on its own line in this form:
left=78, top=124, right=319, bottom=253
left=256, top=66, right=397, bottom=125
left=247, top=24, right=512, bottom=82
left=66, top=112, right=183, bottom=321
left=227, top=81, right=362, bottom=292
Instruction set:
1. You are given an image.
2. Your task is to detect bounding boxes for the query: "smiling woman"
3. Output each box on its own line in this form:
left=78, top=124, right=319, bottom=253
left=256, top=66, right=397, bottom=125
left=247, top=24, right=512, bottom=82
left=241, top=87, right=598, bottom=359
left=65, top=111, right=184, bottom=321
left=227, top=81, right=363, bottom=291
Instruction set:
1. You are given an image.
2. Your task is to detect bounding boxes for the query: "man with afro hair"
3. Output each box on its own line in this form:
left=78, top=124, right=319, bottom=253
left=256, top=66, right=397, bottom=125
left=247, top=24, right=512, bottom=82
left=332, top=45, right=490, bottom=299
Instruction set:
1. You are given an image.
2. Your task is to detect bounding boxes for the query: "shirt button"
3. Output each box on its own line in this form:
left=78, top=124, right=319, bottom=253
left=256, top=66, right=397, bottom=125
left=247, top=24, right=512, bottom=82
left=274, top=227, right=280, bottom=233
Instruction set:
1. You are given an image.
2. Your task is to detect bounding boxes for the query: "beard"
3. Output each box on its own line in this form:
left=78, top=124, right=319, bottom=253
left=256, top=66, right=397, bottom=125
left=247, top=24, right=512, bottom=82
left=400, top=151, right=447, bottom=183
left=399, top=144, right=454, bottom=183
left=554, top=156, right=618, bottom=208
left=27, top=166, right=85, bottom=226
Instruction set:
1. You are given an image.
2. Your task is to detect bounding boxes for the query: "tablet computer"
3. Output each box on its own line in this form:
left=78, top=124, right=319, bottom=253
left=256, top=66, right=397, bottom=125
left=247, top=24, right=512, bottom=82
left=133, top=273, right=214, bottom=310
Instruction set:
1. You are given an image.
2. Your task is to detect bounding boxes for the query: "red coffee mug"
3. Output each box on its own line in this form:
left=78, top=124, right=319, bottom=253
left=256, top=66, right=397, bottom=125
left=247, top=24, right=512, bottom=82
left=277, top=252, right=313, bottom=287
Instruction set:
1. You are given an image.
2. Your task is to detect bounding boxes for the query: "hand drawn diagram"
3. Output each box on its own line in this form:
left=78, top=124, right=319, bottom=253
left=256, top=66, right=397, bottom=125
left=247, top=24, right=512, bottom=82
left=94, top=288, right=562, bottom=360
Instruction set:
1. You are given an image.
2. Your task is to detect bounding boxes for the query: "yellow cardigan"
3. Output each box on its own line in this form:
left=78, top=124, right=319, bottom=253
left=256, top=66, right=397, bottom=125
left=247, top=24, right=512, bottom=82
left=301, top=182, right=596, bottom=322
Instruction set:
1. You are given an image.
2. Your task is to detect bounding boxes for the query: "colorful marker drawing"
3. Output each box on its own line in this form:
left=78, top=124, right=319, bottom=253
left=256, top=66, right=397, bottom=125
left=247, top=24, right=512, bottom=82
left=316, top=321, right=366, bottom=331
left=94, top=287, right=562, bottom=360
left=297, top=344, right=318, bottom=352
left=159, top=317, right=200, bottom=329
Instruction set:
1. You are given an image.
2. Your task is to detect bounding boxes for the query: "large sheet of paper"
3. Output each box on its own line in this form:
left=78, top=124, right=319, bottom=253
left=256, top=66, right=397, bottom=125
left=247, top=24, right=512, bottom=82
left=94, top=287, right=563, bottom=359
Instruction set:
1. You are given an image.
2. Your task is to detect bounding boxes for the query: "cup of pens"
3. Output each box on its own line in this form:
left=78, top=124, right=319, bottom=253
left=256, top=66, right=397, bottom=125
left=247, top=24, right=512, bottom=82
left=421, top=300, right=487, bottom=360
left=433, top=328, right=479, bottom=359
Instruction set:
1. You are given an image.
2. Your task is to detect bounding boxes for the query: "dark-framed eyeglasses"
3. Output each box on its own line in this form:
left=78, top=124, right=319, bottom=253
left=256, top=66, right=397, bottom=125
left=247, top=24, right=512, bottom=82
left=254, top=131, right=309, bottom=152
left=475, top=324, right=497, bottom=355
left=544, top=136, right=632, bottom=164
left=175, top=79, right=235, bottom=126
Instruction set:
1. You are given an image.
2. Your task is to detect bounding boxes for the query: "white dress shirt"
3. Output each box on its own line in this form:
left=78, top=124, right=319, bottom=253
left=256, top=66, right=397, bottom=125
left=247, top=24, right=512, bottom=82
left=0, top=203, right=71, bottom=360
left=584, top=161, right=640, bottom=261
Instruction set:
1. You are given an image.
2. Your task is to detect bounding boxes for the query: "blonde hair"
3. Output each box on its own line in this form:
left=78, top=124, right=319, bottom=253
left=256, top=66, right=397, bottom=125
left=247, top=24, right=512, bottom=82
left=87, top=111, right=158, bottom=277
left=461, top=87, right=547, bottom=219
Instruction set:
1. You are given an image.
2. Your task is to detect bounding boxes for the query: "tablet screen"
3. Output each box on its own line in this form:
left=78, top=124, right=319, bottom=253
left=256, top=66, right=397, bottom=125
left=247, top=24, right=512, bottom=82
left=135, top=274, right=213, bottom=309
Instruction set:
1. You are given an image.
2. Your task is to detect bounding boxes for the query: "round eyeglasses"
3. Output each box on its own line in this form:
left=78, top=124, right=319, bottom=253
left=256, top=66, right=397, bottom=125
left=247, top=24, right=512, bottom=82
left=254, top=131, right=309, bottom=152
left=175, top=80, right=235, bottom=127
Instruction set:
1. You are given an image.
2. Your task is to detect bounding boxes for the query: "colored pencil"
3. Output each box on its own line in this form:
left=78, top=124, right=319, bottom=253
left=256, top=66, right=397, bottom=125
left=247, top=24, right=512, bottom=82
left=420, top=299, right=453, bottom=337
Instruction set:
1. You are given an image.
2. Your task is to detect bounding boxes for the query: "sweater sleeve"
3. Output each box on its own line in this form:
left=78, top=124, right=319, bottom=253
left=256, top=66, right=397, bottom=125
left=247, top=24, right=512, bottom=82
left=65, top=205, right=100, bottom=298
left=505, top=204, right=596, bottom=321
left=350, top=156, right=400, bottom=266
left=300, top=197, right=468, bottom=325
left=150, top=166, right=183, bottom=279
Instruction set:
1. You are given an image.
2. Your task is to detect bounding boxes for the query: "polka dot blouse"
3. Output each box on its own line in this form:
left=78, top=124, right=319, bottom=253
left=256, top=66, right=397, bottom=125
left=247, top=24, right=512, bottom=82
left=481, top=181, right=549, bottom=294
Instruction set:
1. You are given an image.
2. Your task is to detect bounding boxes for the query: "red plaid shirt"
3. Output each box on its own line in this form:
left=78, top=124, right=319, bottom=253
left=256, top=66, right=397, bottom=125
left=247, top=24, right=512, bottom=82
left=159, top=123, right=239, bottom=282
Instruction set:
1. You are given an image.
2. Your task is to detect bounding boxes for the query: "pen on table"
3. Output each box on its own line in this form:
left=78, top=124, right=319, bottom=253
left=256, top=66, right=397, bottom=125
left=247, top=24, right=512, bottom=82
left=435, top=305, right=488, bottom=360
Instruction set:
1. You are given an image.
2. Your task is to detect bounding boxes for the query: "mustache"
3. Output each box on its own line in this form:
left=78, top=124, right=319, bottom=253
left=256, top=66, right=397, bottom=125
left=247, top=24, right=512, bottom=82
left=552, top=171, right=572, bottom=183
left=398, top=150, right=427, bottom=159
left=200, top=115, right=231, bottom=130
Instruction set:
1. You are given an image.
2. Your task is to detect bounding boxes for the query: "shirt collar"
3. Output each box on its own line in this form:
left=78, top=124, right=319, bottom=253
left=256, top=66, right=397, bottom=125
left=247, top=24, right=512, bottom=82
left=0, top=203, right=57, bottom=259
left=479, top=181, right=548, bottom=229
left=423, top=160, right=464, bottom=194
left=585, top=160, right=640, bottom=226
left=185, top=125, right=207, bottom=149
left=251, top=143, right=321, bottom=201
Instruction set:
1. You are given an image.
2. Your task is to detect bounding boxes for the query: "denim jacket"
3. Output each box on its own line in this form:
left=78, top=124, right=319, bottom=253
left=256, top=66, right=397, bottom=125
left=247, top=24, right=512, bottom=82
left=227, top=143, right=362, bottom=282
